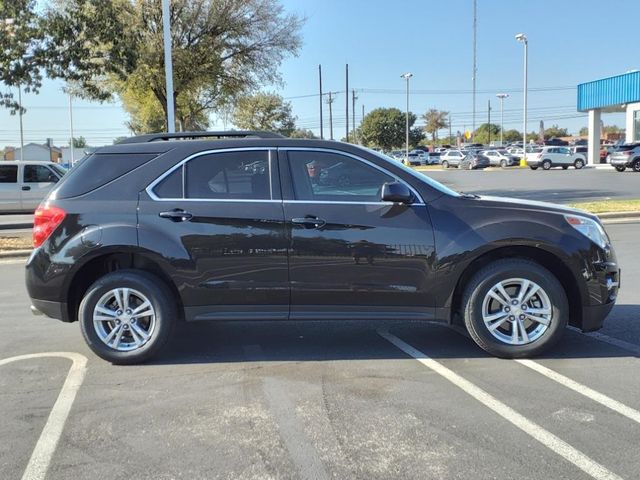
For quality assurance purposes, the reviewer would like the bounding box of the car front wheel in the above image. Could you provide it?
[462,259,568,358]
[542,160,552,170]
[529,166,538,170]
[574,158,584,169]
[79,270,177,364]
[633,159,640,172]
[615,166,626,172]
[442,160,449,169]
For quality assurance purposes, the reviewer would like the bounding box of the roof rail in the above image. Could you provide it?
[116,130,284,144]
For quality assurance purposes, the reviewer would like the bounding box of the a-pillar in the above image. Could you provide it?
[587,109,601,166]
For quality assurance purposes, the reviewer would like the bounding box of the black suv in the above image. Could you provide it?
[26,131,620,364]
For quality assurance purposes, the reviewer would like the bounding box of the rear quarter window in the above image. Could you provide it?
[53,153,157,199]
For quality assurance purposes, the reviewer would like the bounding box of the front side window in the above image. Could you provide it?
[185,150,270,200]
[288,150,394,202]
[0,165,17,183]
[24,165,58,183]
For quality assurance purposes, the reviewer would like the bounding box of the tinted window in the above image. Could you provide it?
[288,151,393,202]
[24,165,58,183]
[185,150,270,200]
[0,165,17,183]
[154,168,183,198]
[54,153,158,199]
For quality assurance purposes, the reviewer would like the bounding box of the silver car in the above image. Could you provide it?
[0,161,65,212]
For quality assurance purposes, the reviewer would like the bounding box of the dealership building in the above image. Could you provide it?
[578,70,640,165]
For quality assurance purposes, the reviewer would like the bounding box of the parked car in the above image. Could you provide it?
[609,144,640,172]
[544,138,569,146]
[527,146,587,170]
[25,131,619,364]
[480,149,520,167]
[404,150,429,166]
[0,161,66,213]
[440,149,465,168]
[571,146,588,158]
[458,153,491,170]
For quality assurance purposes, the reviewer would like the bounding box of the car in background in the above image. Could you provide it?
[404,150,430,166]
[480,149,520,167]
[544,138,569,146]
[526,146,586,170]
[0,161,66,213]
[609,144,640,172]
[571,146,588,159]
[458,153,491,170]
[440,149,465,168]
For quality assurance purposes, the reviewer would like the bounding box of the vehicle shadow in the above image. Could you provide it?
[149,304,639,365]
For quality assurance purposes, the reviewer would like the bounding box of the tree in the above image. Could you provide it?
[503,129,522,143]
[579,126,588,137]
[44,0,303,132]
[359,107,424,151]
[473,123,501,144]
[72,136,87,147]
[289,128,317,139]
[544,124,569,139]
[0,0,47,113]
[422,108,449,142]
[232,93,296,136]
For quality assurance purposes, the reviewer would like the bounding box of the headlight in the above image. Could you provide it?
[564,215,609,249]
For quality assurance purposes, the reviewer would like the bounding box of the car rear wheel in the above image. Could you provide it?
[615,165,626,172]
[633,159,640,172]
[462,259,568,358]
[529,166,538,170]
[442,160,449,169]
[562,166,568,170]
[542,160,552,170]
[79,270,177,364]
[574,158,584,169]
[500,160,507,168]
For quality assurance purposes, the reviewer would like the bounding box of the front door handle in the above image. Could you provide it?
[159,209,193,222]
[22,186,31,191]
[291,216,326,229]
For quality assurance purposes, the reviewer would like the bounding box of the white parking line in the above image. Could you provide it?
[516,359,640,425]
[0,352,88,480]
[568,327,640,356]
[378,331,624,480]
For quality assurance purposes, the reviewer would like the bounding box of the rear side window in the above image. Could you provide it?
[184,150,271,200]
[0,165,17,183]
[54,153,157,199]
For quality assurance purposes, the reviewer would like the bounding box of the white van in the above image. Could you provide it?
[0,161,66,212]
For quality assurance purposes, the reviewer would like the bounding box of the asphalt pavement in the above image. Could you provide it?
[0,221,638,479]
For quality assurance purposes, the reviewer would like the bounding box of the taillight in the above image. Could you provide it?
[33,204,66,248]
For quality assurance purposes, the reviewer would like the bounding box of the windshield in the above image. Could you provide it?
[50,164,67,177]
[367,148,461,197]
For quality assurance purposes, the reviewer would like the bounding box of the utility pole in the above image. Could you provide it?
[345,64,349,142]
[352,89,358,143]
[69,94,75,165]
[318,64,324,139]
[327,92,336,140]
[162,0,175,133]
[472,0,477,141]
[487,99,492,145]
[496,93,509,146]
[18,84,24,161]
[401,73,413,161]
[449,114,453,145]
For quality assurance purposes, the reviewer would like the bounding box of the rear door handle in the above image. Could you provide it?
[291,216,326,229]
[22,186,31,191]
[159,209,193,222]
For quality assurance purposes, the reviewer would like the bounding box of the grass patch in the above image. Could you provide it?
[568,199,640,214]
[0,235,32,251]
[413,165,445,171]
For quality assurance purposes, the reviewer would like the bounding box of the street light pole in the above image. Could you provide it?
[17,83,24,161]
[401,73,413,161]
[496,93,509,146]
[162,0,175,133]
[516,33,528,151]
[69,94,75,165]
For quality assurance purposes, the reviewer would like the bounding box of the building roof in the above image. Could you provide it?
[578,71,640,112]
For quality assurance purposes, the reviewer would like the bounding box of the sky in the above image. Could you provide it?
[2,0,639,148]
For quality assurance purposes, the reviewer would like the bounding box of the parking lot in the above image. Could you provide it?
[1,211,639,479]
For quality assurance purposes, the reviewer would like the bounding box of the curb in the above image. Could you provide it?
[0,223,32,231]
[0,249,31,259]
[595,211,640,219]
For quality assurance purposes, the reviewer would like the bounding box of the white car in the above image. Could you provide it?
[440,149,465,168]
[480,149,520,167]
[0,161,66,212]
[526,147,586,171]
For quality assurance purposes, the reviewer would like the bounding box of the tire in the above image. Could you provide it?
[633,159,640,172]
[562,166,568,170]
[442,160,449,169]
[79,270,177,364]
[461,259,568,358]
[529,166,538,170]
[542,159,552,170]
[615,166,626,172]
[500,159,507,168]
[574,158,584,169]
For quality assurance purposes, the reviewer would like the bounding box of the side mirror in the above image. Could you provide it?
[381,181,413,204]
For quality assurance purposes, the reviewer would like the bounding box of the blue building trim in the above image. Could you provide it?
[577,71,640,112]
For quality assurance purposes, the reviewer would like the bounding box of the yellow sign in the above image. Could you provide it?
[464,130,471,140]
